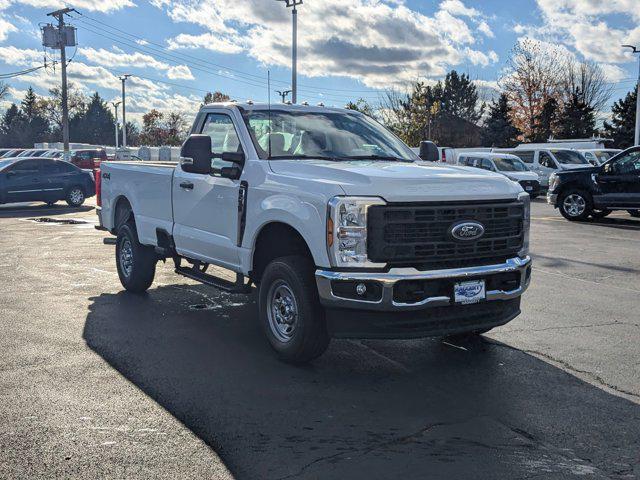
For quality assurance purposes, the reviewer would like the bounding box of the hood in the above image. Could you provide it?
[559,163,593,170]
[501,171,539,182]
[269,160,521,202]
[556,165,599,176]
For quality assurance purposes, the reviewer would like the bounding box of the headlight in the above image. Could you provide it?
[327,196,386,267]
[517,192,530,258]
[548,173,560,191]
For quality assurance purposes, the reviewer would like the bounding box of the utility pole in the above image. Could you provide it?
[276,0,302,104]
[45,8,76,158]
[111,101,121,149]
[120,75,131,148]
[623,45,640,146]
[276,89,292,103]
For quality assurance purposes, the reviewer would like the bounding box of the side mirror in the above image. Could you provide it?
[419,141,439,162]
[221,151,245,165]
[180,135,212,174]
[6,170,15,178]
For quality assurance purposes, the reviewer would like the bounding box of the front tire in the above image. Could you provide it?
[115,222,157,293]
[66,186,85,207]
[258,255,329,364]
[628,210,640,218]
[559,189,592,221]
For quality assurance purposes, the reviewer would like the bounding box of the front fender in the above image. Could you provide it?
[242,192,331,272]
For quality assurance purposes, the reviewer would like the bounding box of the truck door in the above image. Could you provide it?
[173,111,245,269]
[595,150,640,208]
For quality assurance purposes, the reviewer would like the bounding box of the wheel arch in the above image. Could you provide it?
[250,221,315,283]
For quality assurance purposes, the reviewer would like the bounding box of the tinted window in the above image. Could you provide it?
[40,160,60,173]
[57,161,78,173]
[539,152,557,169]
[551,150,589,165]
[9,160,41,173]
[608,150,640,175]
[493,157,528,172]
[480,158,494,171]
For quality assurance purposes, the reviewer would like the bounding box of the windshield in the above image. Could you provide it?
[493,157,528,172]
[551,150,589,165]
[242,109,417,161]
[0,159,14,171]
[593,150,617,163]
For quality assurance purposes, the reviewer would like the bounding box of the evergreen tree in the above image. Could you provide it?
[70,92,115,145]
[556,88,595,138]
[481,93,520,147]
[19,87,50,145]
[439,70,484,124]
[0,104,24,147]
[603,89,637,149]
[532,97,559,142]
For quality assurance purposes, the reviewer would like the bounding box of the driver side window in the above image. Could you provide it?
[201,113,243,174]
[608,151,640,175]
[539,152,556,169]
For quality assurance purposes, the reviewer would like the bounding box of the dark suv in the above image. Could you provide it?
[0,158,95,207]
[547,146,640,220]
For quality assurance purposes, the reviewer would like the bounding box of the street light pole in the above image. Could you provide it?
[623,45,640,146]
[119,75,131,148]
[111,101,121,149]
[277,0,302,104]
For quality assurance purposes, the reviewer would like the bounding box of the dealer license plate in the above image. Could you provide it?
[525,186,533,191]
[454,280,486,304]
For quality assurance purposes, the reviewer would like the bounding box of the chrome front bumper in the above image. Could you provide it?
[315,256,532,311]
[547,193,558,206]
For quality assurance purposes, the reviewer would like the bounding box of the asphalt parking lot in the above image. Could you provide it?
[0,198,639,479]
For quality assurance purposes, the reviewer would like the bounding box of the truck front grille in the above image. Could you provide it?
[367,200,524,269]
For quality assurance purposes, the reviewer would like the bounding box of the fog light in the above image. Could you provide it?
[356,283,367,296]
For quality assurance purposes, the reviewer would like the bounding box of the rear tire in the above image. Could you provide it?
[115,222,157,293]
[258,255,329,364]
[558,189,592,221]
[628,210,640,218]
[66,186,85,207]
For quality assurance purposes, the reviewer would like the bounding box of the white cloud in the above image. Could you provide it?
[439,0,480,18]
[153,0,492,89]
[477,21,494,38]
[0,45,42,66]
[0,17,16,42]
[13,0,134,13]
[167,64,194,80]
[167,32,243,54]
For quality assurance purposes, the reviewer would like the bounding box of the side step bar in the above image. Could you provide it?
[175,265,252,294]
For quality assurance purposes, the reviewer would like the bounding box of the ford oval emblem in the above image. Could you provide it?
[450,221,485,241]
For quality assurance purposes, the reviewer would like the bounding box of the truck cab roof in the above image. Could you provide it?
[199,102,359,115]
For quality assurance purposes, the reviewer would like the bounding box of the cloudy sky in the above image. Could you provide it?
[0,0,639,124]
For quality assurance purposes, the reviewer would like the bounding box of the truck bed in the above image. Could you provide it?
[100,161,175,246]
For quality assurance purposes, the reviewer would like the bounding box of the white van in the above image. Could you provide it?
[492,148,590,189]
[577,149,622,166]
[458,152,541,198]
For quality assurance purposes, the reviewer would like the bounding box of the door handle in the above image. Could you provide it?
[180,181,194,190]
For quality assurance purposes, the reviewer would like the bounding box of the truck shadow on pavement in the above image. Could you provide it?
[83,285,639,480]
[0,202,93,218]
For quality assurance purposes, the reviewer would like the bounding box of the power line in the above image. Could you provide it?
[0,65,49,78]
[72,11,384,96]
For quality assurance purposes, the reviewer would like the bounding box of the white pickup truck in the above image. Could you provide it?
[97,103,532,363]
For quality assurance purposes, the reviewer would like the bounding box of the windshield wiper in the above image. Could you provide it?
[346,155,413,162]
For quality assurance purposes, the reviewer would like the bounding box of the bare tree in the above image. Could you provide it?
[562,59,613,113]
[499,39,565,141]
[0,82,8,101]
